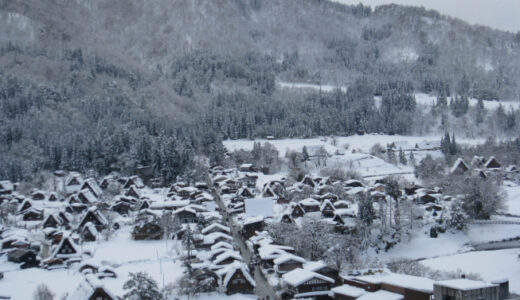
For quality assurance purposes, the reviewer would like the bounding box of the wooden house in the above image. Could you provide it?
[345,179,363,188]
[485,156,502,169]
[274,254,306,274]
[111,201,132,216]
[201,223,230,235]
[343,272,434,300]
[213,250,243,266]
[281,214,294,224]
[31,190,46,201]
[81,178,103,198]
[18,199,33,213]
[65,172,84,195]
[50,235,80,261]
[22,208,44,221]
[66,275,117,300]
[301,175,316,188]
[78,189,98,204]
[450,158,470,174]
[43,214,62,228]
[124,185,141,199]
[123,175,144,189]
[7,249,38,268]
[239,163,255,172]
[282,268,334,298]
[242,216,264,239]
[174,207,198,224]
[237,187,254,198]
[299,198,320,212]
[0,180,14,195]
[320,192,339,203]
[320,200,336,217]
[132,222,163,240]
[81,223,98,242]
[79,209,108,231]
[97,266,117,279]
[304,260,341,285]
[291,204,306,218]
[48,192,58,202]
[216,262,256,295]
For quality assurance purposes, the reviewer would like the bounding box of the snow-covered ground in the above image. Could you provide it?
[278,81,347,93]
[421,249,520,293]
[224,134,482,183]
[0,228,184,300]
[413,93,520,111]
[503,182,520,215]
[224,134,482,157]
[278,80,520,111]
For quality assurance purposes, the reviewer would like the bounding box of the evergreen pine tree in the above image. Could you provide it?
[398,148,407,165]
[409,151,416,166]
[449,133,457,156]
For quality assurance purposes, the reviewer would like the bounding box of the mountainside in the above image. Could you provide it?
[2,0,520,96]
[1,0,520,181]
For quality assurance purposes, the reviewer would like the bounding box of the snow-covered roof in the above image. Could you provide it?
[303,260,328,272]
[202,223,231,235]
[357,290,404,300]
[450,158,469,174]
[82,178,103,197]
[299,198,320,206]
[434,279,497,291]
[258,245,289,260]
[273,253,306,265]
[84,222,98,235]
[65,274,117,300]
[213,250,243,265]
[243,215,264,225]
[65,172,84,194]
[79,189,98,204]
[52,234,81,259]
[331,285,366,297]
[203,232,233,245]
[0,180,14,191]
[484,156,501,168]
[216,261,256,287]
[210,241,234,251]
[282,268,334,287]
[354,272,434,293]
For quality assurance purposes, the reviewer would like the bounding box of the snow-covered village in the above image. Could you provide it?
[2,0,520,299]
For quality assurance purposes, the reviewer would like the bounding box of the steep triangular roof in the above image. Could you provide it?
[216,261,256,288]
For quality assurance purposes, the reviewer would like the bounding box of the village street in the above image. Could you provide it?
[211,188,278,300]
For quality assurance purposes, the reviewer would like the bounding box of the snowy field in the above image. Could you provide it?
[278,80,520,111]
[278,81,347,93]
[421,249,520,294]
[224,134,483,157]
[503,182,520,216]
[224,134,483,183]
[0,228,184,300]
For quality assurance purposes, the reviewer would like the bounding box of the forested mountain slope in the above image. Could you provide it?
[1,0,519,181]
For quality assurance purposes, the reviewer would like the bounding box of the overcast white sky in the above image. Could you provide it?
[332,0,520,32]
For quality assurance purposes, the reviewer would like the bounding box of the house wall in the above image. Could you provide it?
[333,294,358,300]
[226,271,254,295]
[296,279,333,294]
[343,279,380,291]
[434,285,500,300]
[278,261,303,272]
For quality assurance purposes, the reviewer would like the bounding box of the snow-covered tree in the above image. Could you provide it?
[33,284,54,300]
[123,272,163,300]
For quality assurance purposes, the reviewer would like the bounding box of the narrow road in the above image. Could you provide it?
[212,189,278,300]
